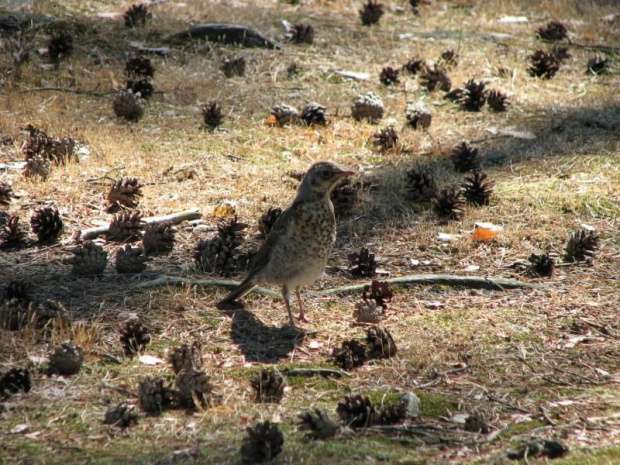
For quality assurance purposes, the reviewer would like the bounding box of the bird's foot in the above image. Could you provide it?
[297,314,311,324]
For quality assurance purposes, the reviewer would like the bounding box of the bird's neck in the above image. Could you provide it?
[295,181,329,202]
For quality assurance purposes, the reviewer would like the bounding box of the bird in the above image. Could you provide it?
[219,161,355,327]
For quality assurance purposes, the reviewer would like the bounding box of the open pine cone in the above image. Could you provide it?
[103,402,139,428]
[175,368,215,409]
[432,187,466,221]
[125,56,154,78]
[115,244,150,273]
[487,89,509,112]
[202,101,224,129]
[402,57,423,75]
[66,241,108,275]
[288,23,315,44]
[376,399,409,425]
[372,126,399,152]
[405,166,438,202]
[240,421,284,464]
[405,102,432,129]
[461,79,488,112]
[360,0,385,26]
[528,50,560,79]
[1,281,32,330]
[108,211,143,241]
[48,32,73,61]
[565,230,600,262]
[30,207,63,243]
[113,91,144,122]
[379,66,400,86]
[24,155,52,180]
[419,64,451,92]
[138,376,180,414]
[168,342,203,374]
[120,320,151,356]
[300,102,328,126]
[527,253,555,277]
[251,370,285,403]
[142,221,176,254]
[0,367,31,399]
[194,216,247,275]
[124,3,152,28]
[298,409,338,440]
[464,411,491,434]
[333,339,368,369]
[452,142,481,173]
[439,49,459,68]
[536,21,568,41]
[47,342,83,376]
[363,280,393,309]
[107,177,143,211]
[366,326,398,359]
[271,103,299,126]
[0,214,27,249]
[337,395,377,428]
[351,92,384,123]
[348,247,378,277]
[461,171,495,206]
[126,79,154,100]
[221,56,246,78]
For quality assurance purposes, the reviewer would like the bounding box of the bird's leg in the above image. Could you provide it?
[282,285,296,327]
[295,287,310,323]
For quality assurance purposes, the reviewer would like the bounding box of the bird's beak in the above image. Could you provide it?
[339,170,356,178]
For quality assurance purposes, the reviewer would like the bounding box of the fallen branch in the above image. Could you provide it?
[163,23,281,49]
[281,368,350,378]
[78,208,202,241]
[15,86,116,97]
[135,275,281,299]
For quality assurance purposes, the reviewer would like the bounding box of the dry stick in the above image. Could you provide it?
[136,274,546,298]
[79,209,202,241]
[16,86,117,97]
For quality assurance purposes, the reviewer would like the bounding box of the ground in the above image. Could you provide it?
[0,0,619,464]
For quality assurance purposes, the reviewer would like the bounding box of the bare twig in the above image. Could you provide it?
[100,382,138,398]
[15,86,116,97]
[487,393,531,414]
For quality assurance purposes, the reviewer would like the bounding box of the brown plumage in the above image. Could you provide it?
[219,161,355,326]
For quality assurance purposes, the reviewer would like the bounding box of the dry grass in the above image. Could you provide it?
[1,0,619,463]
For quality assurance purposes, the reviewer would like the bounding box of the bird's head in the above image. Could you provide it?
[296,161,356,201]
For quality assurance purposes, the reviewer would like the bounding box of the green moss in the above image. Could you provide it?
[417,392,456,418]
[550,446,620,465]
[500,420,545,438]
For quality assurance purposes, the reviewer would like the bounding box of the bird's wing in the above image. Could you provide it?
[245,201,300,277]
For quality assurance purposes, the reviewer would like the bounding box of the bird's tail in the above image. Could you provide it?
[219,279,257,304]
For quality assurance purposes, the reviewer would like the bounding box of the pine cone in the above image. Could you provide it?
[289,23,315,44]
[66,241,108,275]
[354,299,384,324]
[300,102,328,126]
[126,79,154,100]
[331,179,358,217]
[587,55,610,75]
[138,376,180,414]
[3,280,32,303]
[461,171,495,206]
[536,21,568,41]
[550,44,571,63]
[195,217,246,275]
[372,126,399,151]
[461,79,488,112]
[405,167,438,201]
[251,370,285,403]
[258,207,282,237]
[405,102,432,129]
[108,211,143,241]
[115,244,150,273]
[507,439,569,460]
[351,92,384,123]
[565,230,600,262]
[48,32,73,61]
[348,247,377,277]
[366,326,397,358]
[107,177,143,210]
[337,395,377,428]
[240,421,284,464]
[379,66,400,86]
[0,367,31,399]
[363,280,393,309]
[0,215,27,249]
[120,320,151,356]
[24,155,51,180]
[464,411,490,433]
[202,100,224,129]
[419,64,451,91]
[168,342,203,374]
[124,3,152,28]
[113,91,144,122]
[452,142,480,172]
[103,402,138,427]
[33,300,70,332]
[487,89,509,112]
[271,103,299,126]
[432,187,466,221]
[30,207,63,243]
[142,221,175,254]
[221,56,246,78]
[298,409,338,440]
[444,87,465,102]
[0,182,13,206]
[528,50,560,79]
[175,368,214,409]
[526,253,555,277]
[125,56,154,78]
[377,400,408,425]
[402,57,423,75]
[23,127,76,164]
[439,49,459,68]
[333,339,368,369]
[360,0,385,26]
[47,342,83,376]
[1,281,32,330]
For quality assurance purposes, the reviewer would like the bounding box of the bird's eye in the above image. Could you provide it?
[322,170,330,178]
